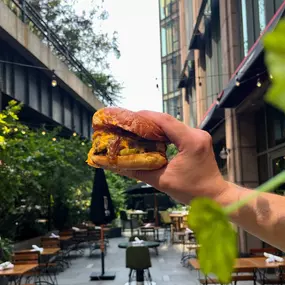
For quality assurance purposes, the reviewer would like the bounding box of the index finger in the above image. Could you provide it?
[136,110,196,150]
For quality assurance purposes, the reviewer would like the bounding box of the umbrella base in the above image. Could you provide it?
[90,272,116,281]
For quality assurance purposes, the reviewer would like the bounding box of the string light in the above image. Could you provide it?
[270,74,273,79]
[235,79,240,86]
[52,137,57,141]
[14,128,18,132]
[73,132,77,137]
[51,70,57,87]
[21,131,26,135]
[41,131,46,135]
[81,142,85,146]
[256,78,262,87]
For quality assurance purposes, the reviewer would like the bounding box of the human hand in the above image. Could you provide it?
[119,111,229,204]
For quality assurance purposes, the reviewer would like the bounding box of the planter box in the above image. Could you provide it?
[108,227,122,238]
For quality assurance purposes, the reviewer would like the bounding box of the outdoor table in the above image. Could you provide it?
[59,236,72,241]
[118,241,158,285]
[118,241,160,249]
[128,211,147,236]
[0,264,38,285]
[18,247,61,256]
[189,257,285,284]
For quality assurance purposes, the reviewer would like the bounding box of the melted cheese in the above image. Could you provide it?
[91,130,164,156]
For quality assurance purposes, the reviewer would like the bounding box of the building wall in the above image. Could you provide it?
[175,0,285,253]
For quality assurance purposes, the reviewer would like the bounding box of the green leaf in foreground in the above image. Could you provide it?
[263,20,285,112]
[188,198,237,284]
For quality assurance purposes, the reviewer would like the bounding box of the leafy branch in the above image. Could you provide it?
[187,20,285,283]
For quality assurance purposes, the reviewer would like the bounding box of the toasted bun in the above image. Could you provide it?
[87,152,167,170]
[92,107,168,142]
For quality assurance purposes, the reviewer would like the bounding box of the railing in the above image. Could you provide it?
[1,0,112,105]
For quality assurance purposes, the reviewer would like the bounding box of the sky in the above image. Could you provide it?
[75,0,163,112]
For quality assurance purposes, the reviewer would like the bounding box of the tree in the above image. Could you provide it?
[29,0,122,104]
[0,101,135,238]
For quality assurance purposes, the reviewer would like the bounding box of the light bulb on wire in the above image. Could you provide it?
[256,78,262,88]
[73,132,77,137]
[81,142,85,146]
[14,128,18,132]
[42,131,46,135]
[235,79,240,87]
[270,74,273,80]
[52,137,57,142]
[51,70,57,87]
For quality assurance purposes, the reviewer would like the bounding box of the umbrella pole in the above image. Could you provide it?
[101,225,105,275]
[90,225,116,281]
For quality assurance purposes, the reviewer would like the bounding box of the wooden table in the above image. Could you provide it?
[18,247,60,256]
[41,247,61,256]
[0,264,38,276]
[189,257,285,284]
[0,264,38,285]
[59,236,72,241]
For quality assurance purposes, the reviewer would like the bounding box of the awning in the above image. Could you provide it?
[188,0,208,50]
[218,2,285,108]
[199,93,225,132]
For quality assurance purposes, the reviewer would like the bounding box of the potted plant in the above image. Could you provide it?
[0,237,12,262]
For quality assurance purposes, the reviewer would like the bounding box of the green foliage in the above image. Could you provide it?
[105,170,137,216]
[29,0,122,103]
[187,20,285,283]
[264,20,285,112]
[0,237,13,262]
[188,199,237,283]
[0,101,132,239]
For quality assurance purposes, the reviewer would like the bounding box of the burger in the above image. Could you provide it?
[87,107,168,170]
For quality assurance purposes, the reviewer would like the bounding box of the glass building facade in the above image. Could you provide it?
[159,0,182,119]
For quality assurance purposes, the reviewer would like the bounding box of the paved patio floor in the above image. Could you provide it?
[57,236,200,285]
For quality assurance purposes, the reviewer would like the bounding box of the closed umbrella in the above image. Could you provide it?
[89,168,116,281]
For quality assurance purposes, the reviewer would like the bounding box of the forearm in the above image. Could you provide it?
[216,183,285,251]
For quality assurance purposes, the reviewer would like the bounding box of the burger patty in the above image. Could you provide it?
[92,130,166,159]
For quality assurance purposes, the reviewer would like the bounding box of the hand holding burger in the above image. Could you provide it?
[87,107,169,170]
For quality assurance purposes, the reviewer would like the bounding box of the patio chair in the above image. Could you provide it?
[13,251,40,285]
[159,211,172,241]
[40,237,67,271]
[87,229,101,257]
[126,246,152,284]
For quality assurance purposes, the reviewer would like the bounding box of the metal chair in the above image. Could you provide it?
[126,246,152,284]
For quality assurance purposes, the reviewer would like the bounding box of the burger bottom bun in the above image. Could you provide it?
[88,152,167,170]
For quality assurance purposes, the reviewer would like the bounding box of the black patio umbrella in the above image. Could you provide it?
[126,183,162,226]
[89,168,116,281]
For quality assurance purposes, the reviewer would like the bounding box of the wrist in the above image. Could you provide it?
[213,181,241,208]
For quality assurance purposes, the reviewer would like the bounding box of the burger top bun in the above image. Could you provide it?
[92,107,168,142]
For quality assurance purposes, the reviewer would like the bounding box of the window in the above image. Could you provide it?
[163,100,168,113]
[166,23,173,54]
[162,63,168,95]
[161,27,167,57]
[160,0,166,20]
[160,18,180,57]
[267,105,285,148]
[241,0,284,57]
[241,0,249,56]
[162,55,181,95]
[168,96,178,118]
[258,0,266,32]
